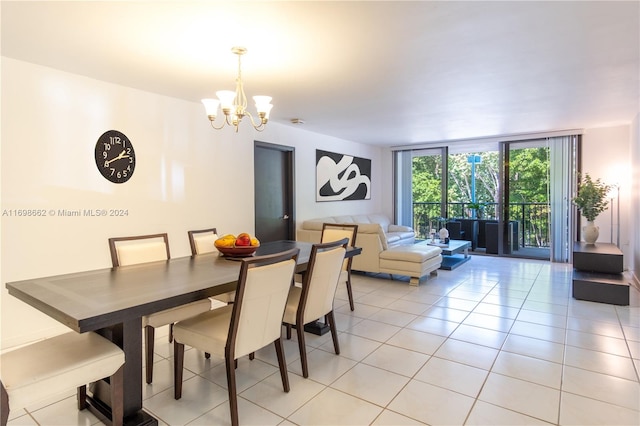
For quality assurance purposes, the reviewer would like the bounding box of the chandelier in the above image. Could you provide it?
[202,47,273,132]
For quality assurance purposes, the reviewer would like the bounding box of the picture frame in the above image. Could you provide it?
[316,149,371,201]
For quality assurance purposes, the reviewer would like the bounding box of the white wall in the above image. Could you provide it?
[581,125,634,270]
[0,58,382,350]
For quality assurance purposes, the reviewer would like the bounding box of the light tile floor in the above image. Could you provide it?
[7,255,640,425]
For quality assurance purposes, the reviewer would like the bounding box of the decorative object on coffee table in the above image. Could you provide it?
[572,173,611,244]
[439,227,449,244]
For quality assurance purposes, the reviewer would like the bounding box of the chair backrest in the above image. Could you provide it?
[108,233,170,267]
[299,239,348,323]
[187,228,218,255]
[321,223,357,272]
[228,248,299,359]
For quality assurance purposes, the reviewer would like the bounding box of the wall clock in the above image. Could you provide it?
[94,130,136,183]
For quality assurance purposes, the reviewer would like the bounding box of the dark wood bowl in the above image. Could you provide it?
[216,244,259,257]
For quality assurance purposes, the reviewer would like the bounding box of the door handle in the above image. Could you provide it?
[282,215,290,220]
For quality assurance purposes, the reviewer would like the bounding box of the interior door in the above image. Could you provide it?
[254,142,295,242]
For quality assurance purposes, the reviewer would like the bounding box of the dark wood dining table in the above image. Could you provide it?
[5,240,360,426]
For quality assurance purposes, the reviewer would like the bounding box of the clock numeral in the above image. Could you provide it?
[110,168,115,176]
[103,143,111,151]
[110,136,122,145]
[104,160,109,168]
[103,152,108,159]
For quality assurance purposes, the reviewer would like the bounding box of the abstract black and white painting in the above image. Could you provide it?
[316,150,371,201]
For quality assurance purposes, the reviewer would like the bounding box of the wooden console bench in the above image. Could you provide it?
[572,242,629,305]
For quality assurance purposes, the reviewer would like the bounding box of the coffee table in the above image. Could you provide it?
[426,239,471,270]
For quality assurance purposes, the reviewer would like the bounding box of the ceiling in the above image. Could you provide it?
[2,1,638,147]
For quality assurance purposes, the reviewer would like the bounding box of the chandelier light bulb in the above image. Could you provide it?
[216,90,236,113]
[201,98,220,121]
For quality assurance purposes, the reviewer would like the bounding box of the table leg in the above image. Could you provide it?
[304,320,330,335]
[93,318,158,426]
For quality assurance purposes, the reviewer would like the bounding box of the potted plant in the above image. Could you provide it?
[572,173,611,244]
[467,202,486,219]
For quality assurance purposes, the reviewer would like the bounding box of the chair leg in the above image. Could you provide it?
[326,312,340,355]
[145,325,155,384]
[169,323,174,343]
[296,322,309,378]
[1,380,8,426]
[77,385,87,410]
[249,352,255,360]
[346,272,355,311]
[173,341,185,400]
[274,338,290,392]
[286,323,292,339]
[205,352,211,359]
[225,356,239,426]
[110,365,124,426]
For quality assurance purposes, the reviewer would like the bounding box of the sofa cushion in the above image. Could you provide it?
[390,231,416,240]
[334,215,358,224]
[356,223,381,234]
[388,224,413,233]
[380,253,442,276]
[301,218,332,231]
[366,214,391,230]
[379,245,442,262]
[386,234,401,245]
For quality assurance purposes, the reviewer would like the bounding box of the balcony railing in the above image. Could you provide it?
[413,202,550,248]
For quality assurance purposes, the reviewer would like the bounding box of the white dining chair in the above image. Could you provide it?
[187,228,235,305]
[321,223,358,311]
[283,238,347,378]
[173,248,299,426]
[1,332,125,426]
[108,233,212,384]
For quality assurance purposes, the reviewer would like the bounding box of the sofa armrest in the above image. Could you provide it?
[297,228,322,243]
[388,224,414,233]
[350,231,385,273]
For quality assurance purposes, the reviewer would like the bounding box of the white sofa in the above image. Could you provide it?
[297,213,442,285]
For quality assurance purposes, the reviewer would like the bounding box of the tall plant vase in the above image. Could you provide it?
[582,221,599,244]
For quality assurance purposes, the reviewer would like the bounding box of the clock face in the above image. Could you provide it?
[94,130,136,183]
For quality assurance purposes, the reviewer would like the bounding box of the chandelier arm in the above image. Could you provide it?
[209,120,227,130]
[208,114,235,130]
[245,111,266,131]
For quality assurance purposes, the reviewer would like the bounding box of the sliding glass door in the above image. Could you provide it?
[394,135,577,262]
[500,140,551,259]
[499,137,577,261]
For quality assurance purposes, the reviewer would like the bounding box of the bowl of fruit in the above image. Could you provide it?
[214,233,260,258]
